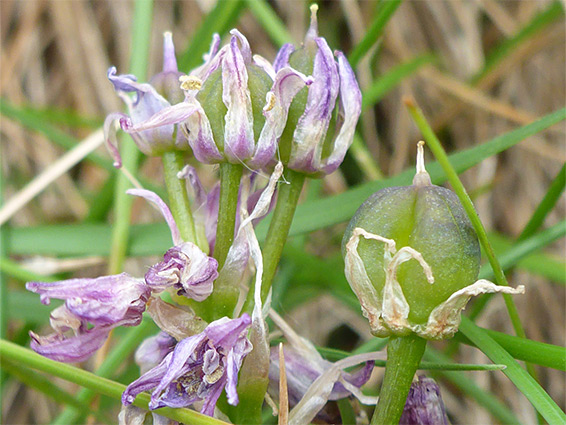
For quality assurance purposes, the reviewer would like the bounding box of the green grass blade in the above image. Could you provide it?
[0,340,230,425]
[348,0,403,67]
[53,320,156,425]
[178,0,245,72]
[459,318,566,424]
[362,54,436,110]
[472,1,564,83]
[108,0,153,274]
[1,358,113,425]
[0,98,112,172]
[7,110,566,257]
[518,163,566,241]
[424,349,520,424]
[456,328,566,372]
[246,0,290,47]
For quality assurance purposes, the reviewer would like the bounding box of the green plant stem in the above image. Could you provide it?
[243,168,305,313]
[0,340,229,425]
[371,334,427,425]
[162,151,197,244]
[108,0,153,274]
[214,163,243,268]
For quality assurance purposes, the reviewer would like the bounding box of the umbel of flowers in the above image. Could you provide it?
[27,5,365,424]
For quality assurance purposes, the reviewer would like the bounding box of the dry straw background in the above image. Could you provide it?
[1,1,565,424]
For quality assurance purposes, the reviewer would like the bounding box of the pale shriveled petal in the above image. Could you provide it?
[146,298,206,341]
[423,279,525,339]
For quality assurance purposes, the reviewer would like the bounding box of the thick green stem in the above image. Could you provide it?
[243,168,305,313]
[214,163,243,268]
[371,334,427,425]
[162,151,197,245]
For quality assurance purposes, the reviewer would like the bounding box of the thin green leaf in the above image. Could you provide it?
[348,0,403,67]
[8,291,61,323]
[518,163,566,241]
[456,327,566,372]
[472,1,564,83]
[0,340,230,425]
[1,358,113,425]
[362,54,436,110]
[424,349,520,424]
[178,0,245,72]
[7,109,566,257]
[459,318,566,424]
[108,0,153,274]
[245,0,290,47]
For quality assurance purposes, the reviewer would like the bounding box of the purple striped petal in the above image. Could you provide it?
[127,188,181,245]
[321,51,362,175]
[288,37,339,173]
[222,35,255,164]
[273,43,295,72]
[162,32,178,73]
[249,67,313,168]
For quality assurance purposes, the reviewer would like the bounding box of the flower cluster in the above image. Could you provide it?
[27,5,364,422]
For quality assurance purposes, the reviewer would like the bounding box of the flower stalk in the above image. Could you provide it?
[371,334,427,425]
[161,151,198,245]
[214,162,243,268]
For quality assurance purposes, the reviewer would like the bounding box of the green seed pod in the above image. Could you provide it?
[342,142,523,339]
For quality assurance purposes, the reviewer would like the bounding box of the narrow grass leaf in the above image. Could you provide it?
[246,0,291,47]
[459,318,566,424]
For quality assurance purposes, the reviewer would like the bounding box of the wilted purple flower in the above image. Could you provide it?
[26,273,150,362]
[135,331,177,374]
[104,32,188,166]
[400,376,449,425]
[275,5,362,176]
[122,314,252,416]
[269,345,374,406]
[127,188,218,301]
[123,30,312,169]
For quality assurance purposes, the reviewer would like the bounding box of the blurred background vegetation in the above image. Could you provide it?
[1,1,564,424]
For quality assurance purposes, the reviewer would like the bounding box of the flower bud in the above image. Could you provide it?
[276,5,362,177]
[342,142,524,339]
[400,376,448,425]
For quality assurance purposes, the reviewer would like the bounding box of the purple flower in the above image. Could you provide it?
[122,30,312,170]
[275,5,362,176]
[127,188,218,301]
[135,332,177,374]
[400,376,449,425]
[104,32,189,166]
[26,273,150,362]
[122,314,252,416]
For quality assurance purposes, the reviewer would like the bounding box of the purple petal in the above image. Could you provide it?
[205,313,251,349]
[199,378,227,416]
[26,273,150,325]
[104,112,130,168]
[329,360,374,400]
[151,333,207,404]
[222,35,255,164]
[127,188,181,245]
[288,37,339,173]
[273,43,295,72]
[135,332,177,373]
[225,337,253,405]
[162,32,178,73]
[30,326,112,363]
[182,101,224,163]
[126,101,199,134]
[189,34,225,81]
[249,67,313,168]
[252,54,276,80]
[400,376,448,425]
[123,357,171,405]
[229,29,252,63]
[321,51,362,175]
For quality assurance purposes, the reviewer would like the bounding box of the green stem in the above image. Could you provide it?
[0,340,229,425]
[243,168,305,313]
[371,334,427,425]
[162,151,197,245]
[214,163,243,268]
